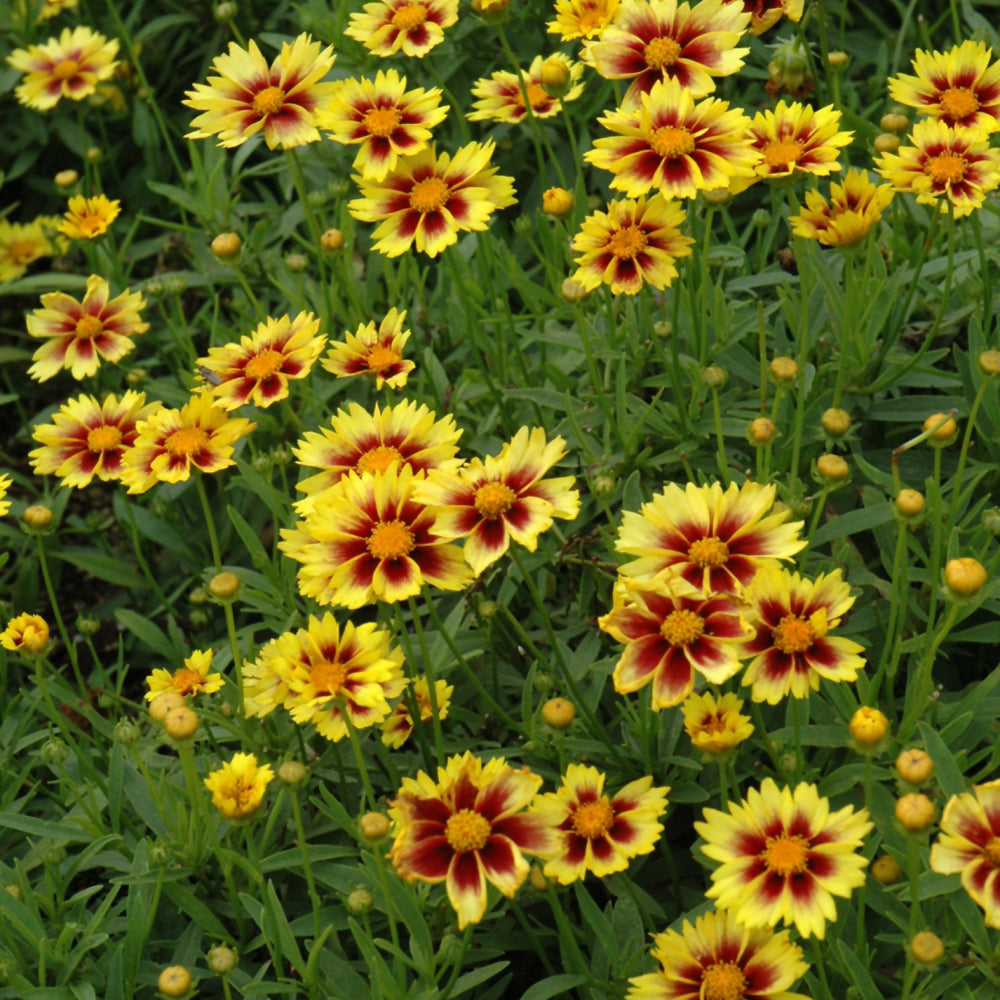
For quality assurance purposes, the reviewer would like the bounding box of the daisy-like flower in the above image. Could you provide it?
[874,118,1000,218]
[195,311,325,410]
[682,690,754,755]
[627,908,810,1000]
[242,613,405,742]
[468,54,585,124]
[7,26,119,111]
[389,751,554,929]
[584,0,751,108]
[599,576,746,709]
[889,41,1000,133]
[585,77,759,199]
[789,168,894,247]
[930,780,1000,928]
[120,389,256,495]
[413,426,580,576]
[0,473,11,517]
[695,778,873,939]
[292,399,462,513]
[616,481,805,593]
[739,566,866,704]
[204,752,274,820]
[747,101,853,180]
[57,194,121,240]
[533,763,668,885]
[322,308,416,389]
[279,465,473,608]
[345,0,459,58]
[722,0,802,35]
[381,675,454,748]
[29,391,160,489]
[145,649,224,701]
[1,613,50,657]
[184,35,337,150]
[548,0,621,41]
[0,217,59,282]
[349,140,517,258]
[572,193,693,295]
[26,274,149,383]
[318,70,448,182]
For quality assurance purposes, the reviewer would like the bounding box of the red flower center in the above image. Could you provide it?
[367,519,416,560]
[252,86,286,116]
[701,961,747,1000]
[366,344,402,371]
[445,809,491,852]
[409,176,450,213]
[760,833,810,875]
[650,125,695,159]
[310,658,349,696]
[983,836,1000,868]
[771,614,815,654]
[171,667,205,694]
[522,82,549,110]
[763,139,804,169]
[52,58,80,80]
[244,348,285,379]
[660,609,705,646]
[687,536,729,567]
[608,225,648,260]
[71,212,107,237]
[924,152,967,184]
[87,424,122,452]
[644,36,682,69]
[474,482,517,519]
[392,2,429,30]
[356,445,403,475]
[165,426,209,457]
[939,86,979,120]
[364,106,402,137]
[75,314,104,339]
[571,796,615,838]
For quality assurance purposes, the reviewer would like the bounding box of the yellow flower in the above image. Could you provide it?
[57,194,121,240]
[0,473,12,518]
[0,217,61,282]
[204,752,274,819]
[547,0,621,41]
[1,613,50,657]
[144,649,224,701]
[789,168,894,246]
[468,54,585,125]
[380,676,453,748]
[345,0,459,58]
[747,101,853,180]
[681,691,753,754]
[322,308,416,390]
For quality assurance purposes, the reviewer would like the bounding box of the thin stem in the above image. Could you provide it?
[289,786,324,940]
[34,536,87,702]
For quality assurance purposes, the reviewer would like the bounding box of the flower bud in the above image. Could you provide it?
[346,887,374,914]
[542,187,574,217]
[157,965,192,998]
[751,208,771,230]
[206,945,237,974]
[55,169,79,188]
[922,412,958,446]
[910,931,944,964]
[748,417,776,444]
[702,187,731,205]
[164,706,199,740]
[114,718,141,745]
[529,865,549,891]
[896,748,934,785]
[24,504,53,529]
[359,811,391,841]
[978,349,1000,375]
[214,1,238,20]
[873,133,901,154]
[767,36,813,96]
[149,690,186,722]
[541,697,575,728]
[540,55,572,97]
[321,228,344,251]
[879,113,909,133]
[983,507,1000,535]
[277,760,308,786]
[560,278,589,302]
[208,571,241,601]
[285,253,309,272]
[821,407,851,437]
[870,854,904,885]
[849,706,889,748]
[895,489,925,518]
[827,50,849,68]
[895,792,935,831]
[85,146,102,163]
[471,0,511,22]
[211,233,241,259]
[591,473,616,498]
[40,737,69,766]
[770,356,798,381]
[702,365,728,389]
[816,454,849,482]
[944,557,986,597]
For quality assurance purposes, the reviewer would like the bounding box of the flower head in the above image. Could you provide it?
[145,650,224,701]
[57,194,120,240]
[345,0,459,57]
[722,0,802,35]
[389,752,553,929]
[27,274,148,382]
[0,473,11,518]
[381,675,454,748]
[318,70,448,182]
[349,140,517,258]
[747,101,853,179]
[789,168,894,246]
[204,752,274,820]
[0,217,61,282]
[695,778,873,938]
[548,0,621,40]
[468,54,584,124]
[532,764,668,884]
[682,690,754,754]
[29,391,160,488]
[322,308,416,389]
[1,614,50,657]
[196,312,325,410]
[184,35,337,150]
[7,26,119,110]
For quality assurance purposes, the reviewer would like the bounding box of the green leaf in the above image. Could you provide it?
[832,940,884,1000]
[918,722,967,798]
[114,609,181,657]
[519,975,588,1000]
[0,812,91,842]
[449,961,509,998]
[810,502,895,546]
[52,549,151,590]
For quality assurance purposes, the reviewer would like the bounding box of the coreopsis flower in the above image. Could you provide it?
[0,217,59,282]
[468,54,585,124]
[204,752,274,820]
[599,576,746,708]
[930,780,1000,928]
[695,779,873,938]
[0,473,11,517]
[145,650,224,701]
[889,41,1000,133]
[322,308,416,389]
[26,274,149,383]
[318,70,449,182]
[279,465,473,608]
[7,26,119,111]
[547,0,621,40]
[29,391,160,488]
[183,35,338,150]
[532,764,669,884]
[585,77,758,199]
[681,690,754,754]
[1,613,50,657]
[747,101,853,180]
[381,675,454,748]
[292,399,462,513]
[789,168,894,246]
[57,194,120,240]
[739,566,866,704]
[345,0,459,57]
[572,193,693,294]
[874,118,1000,217]
[413,427,580,576]
[242,614,405,742]
[616,481,805,593]
[195,312,325,410]
[349,140,517,258]
[120,389,256,494]
[584,0,752,108]
[722,0,802,35]
[389,752,554,929]
[627,908,809,1000]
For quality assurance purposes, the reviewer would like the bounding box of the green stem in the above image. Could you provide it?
[194,473,223,570]
[34,536,87,703]
[406,595,445,761]
[343,710,378,810]
[289,786,324,940]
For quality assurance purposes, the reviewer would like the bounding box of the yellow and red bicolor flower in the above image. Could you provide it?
[184,34,337,150]
[789,168,894,247]
[889,41,1000,133]
[721,0,802,35]
[322,308,416,390]
[204,753,274,820]
[584,0,751,108]
[345,0,459,58]
[616,481,805,593]
[547,0,621,41]
[196,311,325,410]
[739,566,866,704]
[29,391,160,489]
[747,101,853,180]
[389,752,554,929]
[681,690,754,755]
[145,650,224,701]
[532,763,669,884]
[1,614,50,657]
[26,274,149,383]
[695,779,872,939]
[599,575,746,709]
[381,675,454,748]
[413,426,580,576]
[468,54,584,124]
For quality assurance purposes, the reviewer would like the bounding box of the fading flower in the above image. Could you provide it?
[204,752,274,820]
[0,217,61,282]
[381,675,454,748]
[1,613,50,657]
[789,168,894,246]
[681,690,753,754]
[145,649,224,700]
[345,0,460,57]
[322,308,416,389]
[468,54,585,124]
[722,0,802,35]
[57,194,121,240]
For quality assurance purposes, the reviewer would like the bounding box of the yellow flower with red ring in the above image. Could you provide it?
[468,54,584,125]
[789,168,894,247]
[547,0,621,40]
[682,690,754,754]
[381,675,453,748]
[723,0,802,35]
[747,101,853,179]
[57,194,120,240]
[145,649,224,701]
[345,0,459,58]
[204,752,274,820]
[322,308,416,390]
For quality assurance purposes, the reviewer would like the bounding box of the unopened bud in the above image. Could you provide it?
[895,792,935,831]
[821,407,851,437]
[346,887,374,914]
[910,931,944,964]
[321,228,344,251]
[541,697,575,728]
[944,557,986,597]
[923,412,957,445]
[164,706,199,740]
[880,113,909,133]
[24,505,53,529]
[896,748,934,785]
[770,356,798,381]
[873,133,901,154]
[206,945,237,974]
[277,760,308,785]
[748,417,776,444]
[870,854,904,885]
[540,55,572,97]
[542,187,574,217]
[208,571,241,601]
[849,706,888,748]
[702,364,728,388]
[55,170,79,188]
[895,489,925,518]
[816,454,849,482]
[560,278,589,302]
[157,965,192,998]
[827,50,849,68]
[211,233,242,259]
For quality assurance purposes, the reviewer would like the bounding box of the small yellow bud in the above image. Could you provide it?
[870,854,904,885]
[540,56,571,97]
[542,187,574,217]
[346,887,374,914]
[873,133,901,154]
[944,556,987,597]
[471,0,511,21]
[208,571,241,600]
[749,417,777,444]
[849,706,889,747]
[896,748,934,785]
[211,233,242,259]
[206,945,237,974]
[359,811,391,840]
[24,505,53,529]
[560,277,589,302]
[827,50,849,67]
[55,169,79,187]
[895,792,935,831]
[286,253,309,272]
[816,454,849,482]
[164,706,199,740]
[541,697,575,728]
[770,356,798,381]
[277,760,308,785]
[922,412,957,444]
[85,146,102,163]
[821,407,851,437]
[529,865,549,891]
[701,365,728,388]
[978,349,1000,375]
[149,690,186,722]
[880,113,909,133]
[910,931,944,964]
[321,228,344,251]
[157,965,192,997]
[895,489,925,517]
[702,187,731,205]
